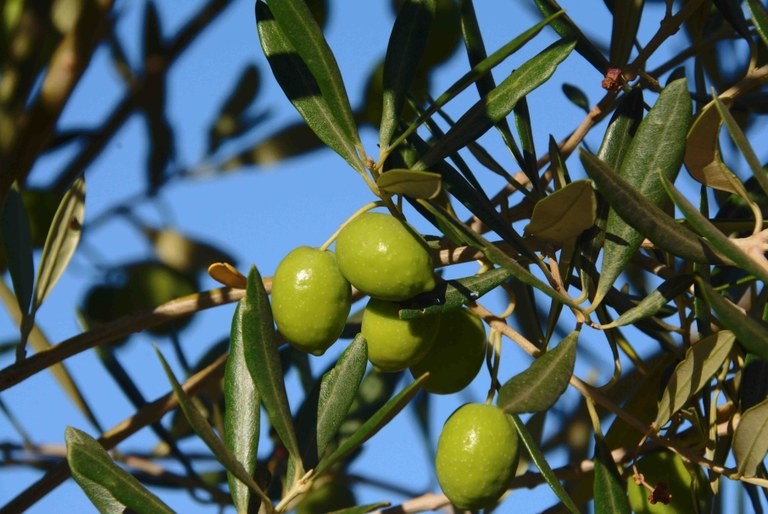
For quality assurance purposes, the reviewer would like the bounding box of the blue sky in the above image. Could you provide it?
[1,0,757,512]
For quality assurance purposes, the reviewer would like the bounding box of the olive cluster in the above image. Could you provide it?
[270,211,485,395]
[270,212,519,510]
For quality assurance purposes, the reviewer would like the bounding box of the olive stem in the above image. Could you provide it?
[319,201,385,251]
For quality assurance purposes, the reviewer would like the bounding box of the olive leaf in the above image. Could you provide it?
[376,169,442,199]
[66,426,175,514]
[733,397,768,477]
[497,331,578,414]
[224,302,261,514]
[655,330,735,427]
[525,180,596,244]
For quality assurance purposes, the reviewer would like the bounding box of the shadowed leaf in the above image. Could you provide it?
[593,435,631,514]
[525,180,596,244]
[256,2,364,173]
[1,186,33,315]
[734,397,768,477]
[498,331,578,414]
[655,330,735,427]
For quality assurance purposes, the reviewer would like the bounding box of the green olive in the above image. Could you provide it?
[409,308,486,394]
[361,298,440,372]
[270,246,352,356]
[296,478,356,514]
[335,212,435,301]
[627,450,711,514]
[436,403,519,510]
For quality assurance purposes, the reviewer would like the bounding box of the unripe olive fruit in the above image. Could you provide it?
[436,403,519,510]
[409,308,486,394]
[627,450,711,514]
[335,212,435,301]
[270,246,352,356]
[296,479,356,514]
[361,298,440,372]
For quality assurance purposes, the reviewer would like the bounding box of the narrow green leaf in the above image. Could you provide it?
[609,0,643,66]
[416,199,581,309]
[655,331,735,427]
[380,0,434,148]
[314,374,427,477]
[263,0,360,150]
[398,267,514,319]
[225,302,261,514]
[525,180,596,244]
[155,348,271,503]
[597,88,644,170]
[66,426,175,514]
[388,11,564,156]
[661,173,768,285]
[497,331,578,414]
[240,265,303,474]
[315,335,368,461]
[601,274,693,329]
[1,186,34,315]
[509,414,580,514]
[532,0,608,72]
[208,64,261,153]
[255,2,364,173]
[580,151,710,263]
[414,38,576,170]
[747,0,768,49]
[593,436,631,514]
[697,278,768,362]
[33,176,85,310]
[376,169,442,199]
[712,94,768,199]
[733,397,768,477]
[593,78,692,307]
[713,0,752,39]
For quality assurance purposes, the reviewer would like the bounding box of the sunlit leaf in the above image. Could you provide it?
[414,38,576,170]
[33,176,85,310]
[398,267,514,319]
[262,0,361,152]
[315,374,427,476]
[592,77,692,308]
[66,426,175,514]
[655,331,735,427]
[697,278,768,362]
[1,186,33,315]
[497,331,578,414]
[733,397,768,477]
[510,414,580,514]
[255,2,364,173]
[380,0,434,148]
[580,151,709,264]
[225,302,261,514]
[240,265,303,477]
[314,335,368,462]
[525,180,596,244]
[376,169,441,199]
[143,226,236,274]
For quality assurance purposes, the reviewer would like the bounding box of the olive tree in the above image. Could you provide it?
[1,0,768,512]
